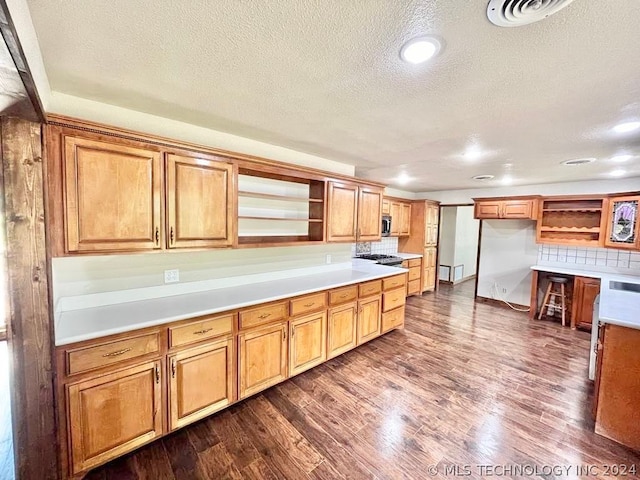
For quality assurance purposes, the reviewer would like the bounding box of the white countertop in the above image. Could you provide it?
[532,265,640,330]
[55,260,406,346]
[395,252,423,260]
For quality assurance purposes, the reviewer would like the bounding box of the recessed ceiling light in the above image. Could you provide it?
[611,154,633,162]
[610,169,626,177]
[395,172,412,185]
[400,36,441,64]
[463,145,484,161]
[561,158,596,166]
[501,175,513,185]
[612,121,640,134]
[472,174,494,181]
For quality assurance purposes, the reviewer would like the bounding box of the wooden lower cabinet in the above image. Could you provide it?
[382,306,405,333]
[327,303,357,358]
[423,247,437,292]
[357,295,382,345]
[168,337,233,431]
[289,311,327,376]
[572,276,600,330]
[66,361,163,475]
[238,322,288,399]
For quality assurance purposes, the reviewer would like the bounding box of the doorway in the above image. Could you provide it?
[438,205,480,298]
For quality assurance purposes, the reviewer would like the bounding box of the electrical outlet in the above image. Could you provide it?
[164,269,179,283]
[325,254,332,264]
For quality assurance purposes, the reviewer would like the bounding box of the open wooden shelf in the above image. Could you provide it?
[238,191,324,203]
[540,227,600,233]
[238,216,323,222]
[537,197,605,246]
[542,208,602,212]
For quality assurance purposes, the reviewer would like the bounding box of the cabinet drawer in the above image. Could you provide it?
[66,332,160,376]
[382,306,405,333]
[383,287,406,312]
[290,292,327,317]
[329,285,358,305]
[359,280,382,298]
[408,258,421,267]
[383,274,406,291]
[169,314,234,348]
[407,279,421,295]
[239,302,288,330]
[408,266,421,281]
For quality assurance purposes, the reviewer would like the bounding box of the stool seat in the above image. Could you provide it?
[538,277,570,326]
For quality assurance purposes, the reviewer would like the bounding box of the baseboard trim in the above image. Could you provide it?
[475,296,529,311]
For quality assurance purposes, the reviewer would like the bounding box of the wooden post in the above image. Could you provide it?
[1,117,58,479]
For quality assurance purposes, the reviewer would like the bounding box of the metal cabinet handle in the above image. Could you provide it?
[155,227,159,245]
[102,348,131,358]
[155,364,160,384]
[171,359,176,378]
[304,302,315,307]
[339,294,348,298]
[283,329,287,341]
[170,226,174,244]
[193,328,213,335]
[258,313,271,319]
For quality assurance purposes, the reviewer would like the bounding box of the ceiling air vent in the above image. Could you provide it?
[562,158,596,166]
[472,174,495,181]
[487,0,577,27]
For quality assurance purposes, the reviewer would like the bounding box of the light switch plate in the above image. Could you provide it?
[164,269,179,283]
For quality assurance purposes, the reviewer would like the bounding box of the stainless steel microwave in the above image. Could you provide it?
[381,215,392,236]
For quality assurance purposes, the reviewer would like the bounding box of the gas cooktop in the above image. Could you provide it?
[355,254,404,266]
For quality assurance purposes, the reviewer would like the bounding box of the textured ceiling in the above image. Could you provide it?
[26,0,640,191]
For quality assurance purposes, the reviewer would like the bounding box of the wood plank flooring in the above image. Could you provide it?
[85,282,640,479]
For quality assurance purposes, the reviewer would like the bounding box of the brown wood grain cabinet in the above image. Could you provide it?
[66,360,163,474]
[594,324,640,451]
[603,195,640,250]
[473,197,538,220]
[400,202,411,236]
[384,198,411,237]
[390,202,401,236]
[289,311,327,376]
[165,153,234,249]
[571,276,600,330]
[63,135,162,253]
[327,303,358,358]
[423,246,437,292]
[357,295,382,345]
[327,181,383,242]
[168,337,234,431]
[238,321,288,399]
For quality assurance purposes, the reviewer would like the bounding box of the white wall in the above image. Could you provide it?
[477,220,538,306]
[420,178,640,204]
[438,207,457,271]
[455,206,479,278]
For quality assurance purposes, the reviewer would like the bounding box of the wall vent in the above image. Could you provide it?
[487,0,577,27]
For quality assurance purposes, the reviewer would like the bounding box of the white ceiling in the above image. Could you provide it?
[26,0,640,191]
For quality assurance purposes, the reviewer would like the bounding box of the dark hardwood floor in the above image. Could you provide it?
[86,282,640,479]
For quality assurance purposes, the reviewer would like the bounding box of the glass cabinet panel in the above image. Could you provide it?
[606,198,639,248]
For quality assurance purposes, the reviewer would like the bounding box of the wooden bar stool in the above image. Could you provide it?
[538,276,569,326]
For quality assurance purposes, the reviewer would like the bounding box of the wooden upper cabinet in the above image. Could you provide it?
[390,202,401,236]
[63,136,162,253]
[604,195,640,250]
[165,153,234,248]
[67,361,163,474]
[425,202,439,246]
[326,181,358,242]
[358,187,383,241]
[399,203,411,236]
[474,197,537,220]
[168,338,234,431]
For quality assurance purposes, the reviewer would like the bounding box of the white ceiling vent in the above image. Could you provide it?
[487,0,577,27]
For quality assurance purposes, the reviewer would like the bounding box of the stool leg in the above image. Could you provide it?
[560,283,566,327]
[538,282,553,320]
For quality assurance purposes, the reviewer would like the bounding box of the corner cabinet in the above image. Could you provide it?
[326,181,383,242]
[604,195,640,250]
[63,136,163,253]
[166,153,234,249]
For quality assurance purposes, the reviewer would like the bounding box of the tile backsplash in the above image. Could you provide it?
[352,237,399,257]
[538,245,640,275]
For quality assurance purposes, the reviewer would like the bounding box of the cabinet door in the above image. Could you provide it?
[168,338,233,431]
[390,202,401,236]
[357,295,381,345]
[423,247,437,291]
[604,196,640,250]
[166,154,234,248]
[572,277,600,331]
[400,203,411,236]
[474,201,501,220]
[238,322,288,399]
[67,361,163,474]
[502,200,534,219]
[425,203,440,246]
[358,187,383,241]
[327,303,357,359]
[326,182,358,242]
[64,136,162,252]
[382,199,391,215]
[289,312,327,376]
